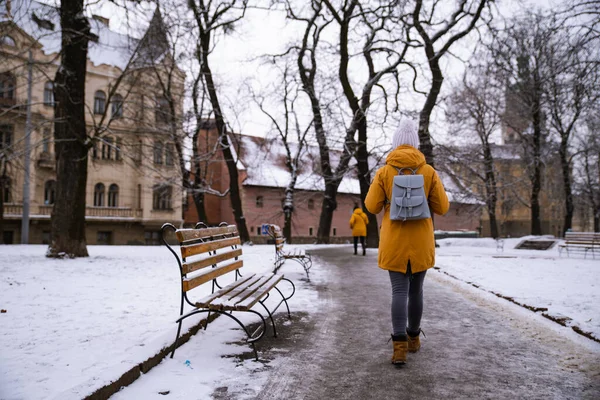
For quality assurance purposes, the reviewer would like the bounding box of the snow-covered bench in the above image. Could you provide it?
[161,222,295,360]
[558,232,600,259]
[267,224,312,278]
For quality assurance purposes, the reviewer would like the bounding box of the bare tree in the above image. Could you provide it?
[187,0,251,242]
[321,0,411,247]
[445,63,502,237]
[252,62,312,243]
[409,0,491,166]
[489,11,556,235]
[546,24,599,235]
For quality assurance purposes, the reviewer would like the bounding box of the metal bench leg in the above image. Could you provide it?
[258,299,277,337]
[170,320,184,359]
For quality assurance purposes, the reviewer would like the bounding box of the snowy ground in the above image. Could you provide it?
[0,238,598,399]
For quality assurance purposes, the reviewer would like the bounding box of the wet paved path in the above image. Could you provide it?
[252,247,600,400]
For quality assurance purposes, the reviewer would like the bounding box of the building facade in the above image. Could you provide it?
[0,0,184,245]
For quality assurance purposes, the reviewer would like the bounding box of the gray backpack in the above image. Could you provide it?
[389,167,431,221]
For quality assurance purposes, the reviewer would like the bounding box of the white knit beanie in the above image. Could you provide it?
[392,119,419,149]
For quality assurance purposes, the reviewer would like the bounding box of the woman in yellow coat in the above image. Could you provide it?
[365,119,449,366]
[349,205,369,255]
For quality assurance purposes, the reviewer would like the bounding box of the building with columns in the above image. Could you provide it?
[0,0,184,244]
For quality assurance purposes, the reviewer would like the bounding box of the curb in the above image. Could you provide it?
[432,267,600,344]
[83,313,219,400]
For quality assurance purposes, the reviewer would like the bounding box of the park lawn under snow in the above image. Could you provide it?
[435,237,600,339]
[0,238,598,399]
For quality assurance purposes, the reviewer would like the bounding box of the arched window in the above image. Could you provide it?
[0,72,16,103]
[153,141,163,164]
[94,91,106,114]
[111,94,123,118]
[152,184,172,210]
[165,143,174,166]
[94,183,105,206]
[102,137,113,160]
[0,36,16,47]
[155,96,170,124]
[256,196,264,208]
[44,180,56,204]
[108,184,119,207]
[43,81,54,106]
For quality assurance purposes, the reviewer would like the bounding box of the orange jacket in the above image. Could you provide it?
[365,146,449,273]
[349,208,369,237]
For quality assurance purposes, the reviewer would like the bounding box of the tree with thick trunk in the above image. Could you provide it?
[322,0,409,247]
[48,0,90,257]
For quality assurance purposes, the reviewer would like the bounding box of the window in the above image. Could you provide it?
[42,231,50,245]
[165,143,174,166]
[94,183,105,206]
[108,184,119,207]
[0,124,13,150]
[153,141,163,164]
[111,94,123,118]
[0,72,16,103]
[92,142,98,159]
[153,184,172,210]
[1,36,16,47]
[115,138,122,161]
[1,177,10,203]
[256,195,264,208]
[250,226,254,233]
[42,128,51,153]
[102,137,113,160]
[155,96,170,124]
[2,231,14,244]
[309,227,314,236]
[333,228,337,236]
[135,140,143,164]
[256,226,261,236]
[308,199,315,210]
[97,231,112,245]
[144,231,161,245]
[44,180,56,205]
[94,91,106,114]
[43,81,54,106]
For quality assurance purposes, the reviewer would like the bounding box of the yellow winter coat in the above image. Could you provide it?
[365,146,450,273]
[349,208,369,237]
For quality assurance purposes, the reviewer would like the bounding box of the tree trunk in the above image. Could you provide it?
[317,183,338,244]
[559,140,573,236]
[530,89,543,236]
[199,37,249,242]
[483,144,499,238]
[0,175,4,244]
[356,123,378,247]
[594,209,599,232]
[418,58,443,167]
[47,0,90,258]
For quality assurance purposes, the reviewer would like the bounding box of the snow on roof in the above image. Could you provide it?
[236,134,361,195]
[2,0,147,70]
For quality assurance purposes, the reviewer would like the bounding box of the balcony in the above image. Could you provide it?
[37,152,55,170]
[0,97,27,112]
[3,203,143,220]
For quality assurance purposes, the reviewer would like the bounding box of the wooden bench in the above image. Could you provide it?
[558,232,600,259]
[161,222,295,360]
[267,224,312,278]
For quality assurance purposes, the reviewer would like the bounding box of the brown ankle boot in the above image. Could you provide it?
[391,334,407,365]
[407,329,422,353]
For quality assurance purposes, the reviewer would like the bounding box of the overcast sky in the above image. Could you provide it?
[86,0,558,149]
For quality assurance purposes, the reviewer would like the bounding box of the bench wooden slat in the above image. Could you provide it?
[235,274,284,311]
[183,248,243,274]
[203,275,267,310]
[182,260,243,292]
[222,275,272,305]
[181,236,241,259]
[194,273,256,307]
[176,225,238,243]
